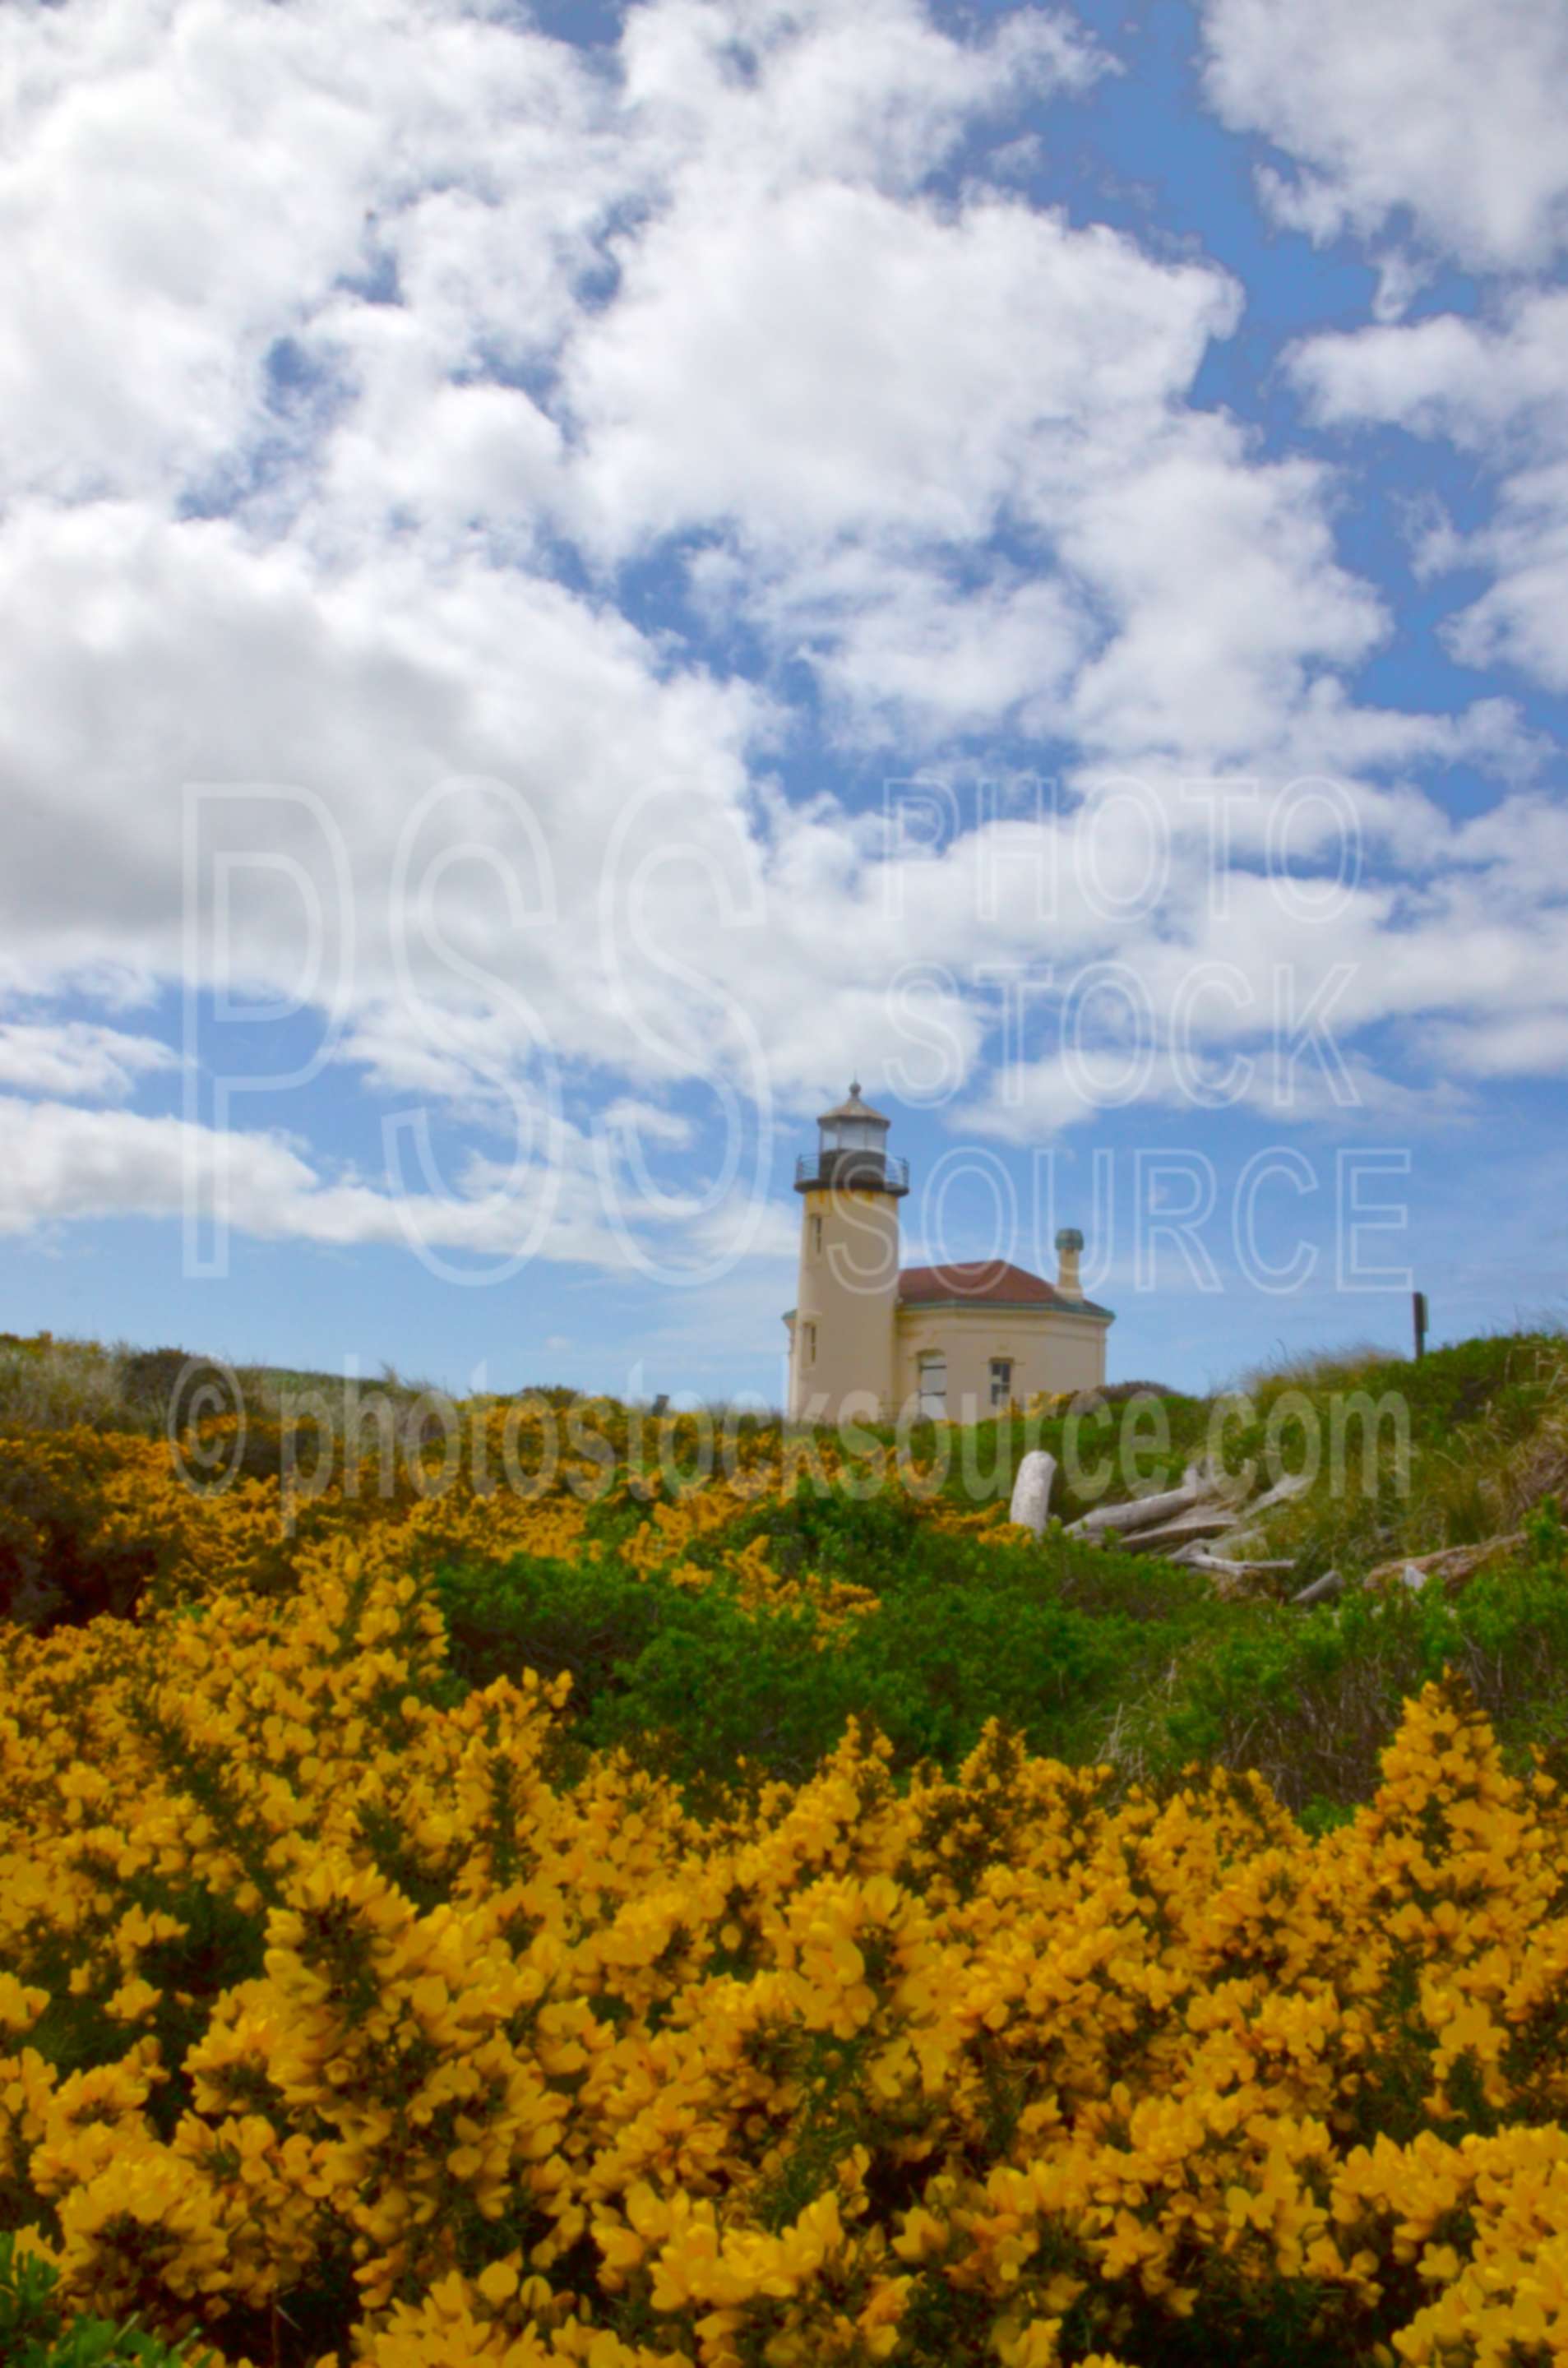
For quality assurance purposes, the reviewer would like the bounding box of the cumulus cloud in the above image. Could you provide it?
[1418,1011,1568,1080]
[0,0,618,506]
[1201,0,1568,275]
[565,191,1226,557]
[0,1092,797,1279]
[1196,0,1568,1012]
[1294,294,1568,691]
[0,0,1564,1265]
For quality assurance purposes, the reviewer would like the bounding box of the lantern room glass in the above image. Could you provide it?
[821,1114,885,1153]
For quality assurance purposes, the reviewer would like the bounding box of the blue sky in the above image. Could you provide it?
[0,0,1564,1400]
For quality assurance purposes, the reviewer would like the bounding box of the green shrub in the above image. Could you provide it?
[434,1484,1568,1815]
[437,1549,674,1701]
[434,1521,1218,1797]
[1141,1501,1568,1808]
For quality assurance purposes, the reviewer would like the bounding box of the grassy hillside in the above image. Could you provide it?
[2,1323,1565,1813]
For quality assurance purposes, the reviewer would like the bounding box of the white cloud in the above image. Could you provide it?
[0,0,1564,1271]
[566,189,1223,557]
[1445,465,1568,691]
[613,0,1103,194]
[0,1020,175,1101]
[1293,296,1568,448]
[0,1098,317,1240]
[0,497,765,1043]
[1294,294,1568,691]
[1201,0,1568,275]
[1050,427,1385,766]
[0,0,617,506]
[737,552,1088,745]
[0,1092,797,1279]
[1418,1011,1568,1079]
[560,161,1247,757]
[602,1098,696,1148]
[942,788,1568,1145]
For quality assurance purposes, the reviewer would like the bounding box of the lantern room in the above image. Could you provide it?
[793,1081,909,1196]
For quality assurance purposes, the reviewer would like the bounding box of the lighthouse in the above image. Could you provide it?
[782,1085,1114,1427]
[784,1082,908,1423]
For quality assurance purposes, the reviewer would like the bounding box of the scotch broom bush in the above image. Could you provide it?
[2,1329,1567,2364]
[2,1527,1568,2365]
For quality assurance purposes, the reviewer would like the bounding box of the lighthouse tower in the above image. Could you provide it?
[785,1081,908,1423]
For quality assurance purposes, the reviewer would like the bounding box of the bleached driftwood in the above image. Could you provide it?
[1007,1450,1057,1538]
[1363,1533,1524,1594]
[1196,1455,1263,1501]
[1167,1548,1300,1598]
[1247,1469,1313,1516]
[1174,1551,1296,1578]
[1066,1479,1200,1539]
[1118,1506,1239,1553]
[1215,1538,1274,1566]
[1057,1453,1311,1569]
[1291,1568,1344,1607]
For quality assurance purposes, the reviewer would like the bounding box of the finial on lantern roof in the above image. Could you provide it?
[816,1080,890,1126]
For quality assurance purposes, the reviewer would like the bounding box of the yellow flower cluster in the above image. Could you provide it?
[0,1404,870,1630]
[3,1523,1568,2367]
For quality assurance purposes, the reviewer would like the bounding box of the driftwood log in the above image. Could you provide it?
[1052,1455,1318,1592]
[1290,1567,1344,1607]
[1175,1551,1296,1577]
[1247,1470,1313,1515]
[1066,1480,1200,1540]
[1007,1450,1057,1538]
[1118,1506,1239,1553]
[1363,1533,1524,1594]
[1209,1530,1266,1560]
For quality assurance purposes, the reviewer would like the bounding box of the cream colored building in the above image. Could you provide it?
[783,1085,1113,1424]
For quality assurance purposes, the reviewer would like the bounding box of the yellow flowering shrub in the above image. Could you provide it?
[0,1404,812,1634]
[2,1510,1568,2366]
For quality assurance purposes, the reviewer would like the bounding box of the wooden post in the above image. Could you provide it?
[1412,1290,1428,1361]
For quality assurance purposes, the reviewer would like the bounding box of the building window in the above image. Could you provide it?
[804,1322,816,1365]
[918,1352,946,1419]
[811,1214,823,1255]
[989,1357,1013,1409]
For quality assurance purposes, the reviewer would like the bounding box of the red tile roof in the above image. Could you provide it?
[898,1260,1055,1305]
[896,1260,1114,1320]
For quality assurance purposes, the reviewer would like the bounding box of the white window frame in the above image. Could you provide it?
[989,1357,1013,1410]
[918,1351,946,1420]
